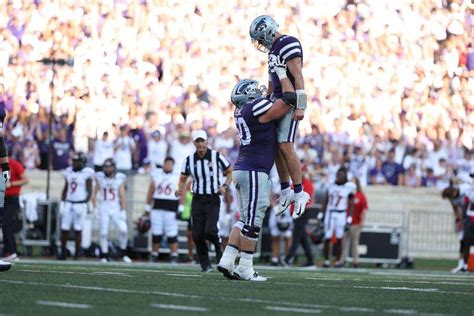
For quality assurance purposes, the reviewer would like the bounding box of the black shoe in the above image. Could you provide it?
[281,256,293,267]
[57,248,67,261]
[74,248,84,261]
[270,261,279,267]
[201,265,213,273]
[0,261,11,272]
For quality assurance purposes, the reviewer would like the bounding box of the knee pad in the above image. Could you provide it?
[241,225,260,241]
[152,235,163,244]
[167,236,178,244]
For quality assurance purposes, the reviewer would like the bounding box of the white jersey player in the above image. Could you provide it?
[58,152,94,260]
[145,157,181,263]
[92,158,132,263]
[322,167,356,268]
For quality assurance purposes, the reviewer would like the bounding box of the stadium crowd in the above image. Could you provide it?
[0,0,473,190]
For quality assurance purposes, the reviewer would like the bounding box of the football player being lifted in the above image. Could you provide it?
[218,57,296,281]
[249,15,310,218]
[58,152,94,260]
[92,158,132,263]
[321,167,356,268]
[144,157,181,264]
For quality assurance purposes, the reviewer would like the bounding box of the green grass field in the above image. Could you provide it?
[1,260,473,315]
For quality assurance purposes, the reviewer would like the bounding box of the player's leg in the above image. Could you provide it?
[59,202,73,260]
[0,181,11,271]
[323,211,333,267]
[163,210,179,264]
[268,208,280,265]
[186,219,194,262]
[72,204,87,259]
[150,209,163,262]
[218,172,245,278]
[277,112,310,217]
[98,207,110,262]
[451,228,465,273]
[234,171,270,281]
[112,208,131,263]
[334,212,346,267]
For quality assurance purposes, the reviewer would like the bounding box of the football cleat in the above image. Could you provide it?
[201,266,213,273]
[451,265,467,273]
[217,260,236,280]
[0,260,11,272]
[3,253,19,262]
[233,266,267,282]
[100,258,109,263]
[122,256,132,264]
[293,191,311,219]
[277,188,294,215]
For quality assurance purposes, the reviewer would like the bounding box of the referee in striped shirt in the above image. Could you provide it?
[176,130,233,272]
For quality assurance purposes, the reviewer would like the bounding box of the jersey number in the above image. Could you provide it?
[70,181,78,193]
[156,183,172,196]
[102,188,116,201]
[236,117,251,146]
[329,193,342,207]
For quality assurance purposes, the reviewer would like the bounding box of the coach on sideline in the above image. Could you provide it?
[176,130,232,272]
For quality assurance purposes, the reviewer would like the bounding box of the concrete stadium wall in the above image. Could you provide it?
[22,170,457,259]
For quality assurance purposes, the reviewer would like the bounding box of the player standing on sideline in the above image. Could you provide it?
[249,15,310,217]
[58,152,94,260]
[217,58,296,281]
[321,167,356,268]
[92,158,132,263]
[145,157,181,264]
[0,105,11,271]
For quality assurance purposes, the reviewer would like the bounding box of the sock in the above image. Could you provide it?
[458,259,464,267]
[294,184,303,194]
[222,245,239,262]
[280,182,290,191]
[239,251,254,268]
[271,257,278,263]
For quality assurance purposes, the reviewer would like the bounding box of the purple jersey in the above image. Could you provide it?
[234,97,277,174]
[268,35,303,98]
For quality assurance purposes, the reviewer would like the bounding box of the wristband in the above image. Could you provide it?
[296,90,307,110]
[144,204,152,212]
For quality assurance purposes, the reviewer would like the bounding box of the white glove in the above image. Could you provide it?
[317,212,324,220]
[2,170,10,184]
[347,216,353,225]
[177,205,184,216]
[274,55,287,80]
[120,209,127,220]
[144,204,152,212]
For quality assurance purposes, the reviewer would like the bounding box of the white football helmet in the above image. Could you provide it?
[249,15,279,53]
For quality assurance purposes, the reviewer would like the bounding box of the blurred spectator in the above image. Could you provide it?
[169,131,194,173]
[403,164,421,187]
[421,168,438,188]
[382,150,404,186]
[147,130,168,168]
[114,126,135,173]
[93,131,114,172]
[369,157,387,185]
[52,128,73,171]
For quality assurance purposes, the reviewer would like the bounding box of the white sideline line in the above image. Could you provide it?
[354,286,438,293]
[91,272,127,275]
[383,309,417,315]
[37,300,91,309]
[266,306,321,314]
[340,307,375,312]
[18,269,131,277]
[166,273,201,277]
[151,304,207,312]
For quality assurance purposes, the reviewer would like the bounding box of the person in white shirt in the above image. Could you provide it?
[93,131,114,172]
[92,158,132,263]
[147,130,168,168]
[169,131,195,174]
[114,126,136,172]
[321,167,356,268]
[58,152,94,260]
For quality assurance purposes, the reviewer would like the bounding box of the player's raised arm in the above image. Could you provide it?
[259,57,296,124]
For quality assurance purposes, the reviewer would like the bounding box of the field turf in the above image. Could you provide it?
[1,260,473,315]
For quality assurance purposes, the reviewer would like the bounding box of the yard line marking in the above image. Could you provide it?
[384,309,417,314]
[17,269,131,277]
[354,286,438,293]
[339,307,375,313]
[150,304,207,312]
[37,300,91,309]
[306,277,343,281]
[166,273,201,277]
[266,306,321,314]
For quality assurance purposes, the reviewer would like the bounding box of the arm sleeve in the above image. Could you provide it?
[181,156,190,176]
[252,99,273,117]
[279,38,303,62]
[217,153,231,170]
